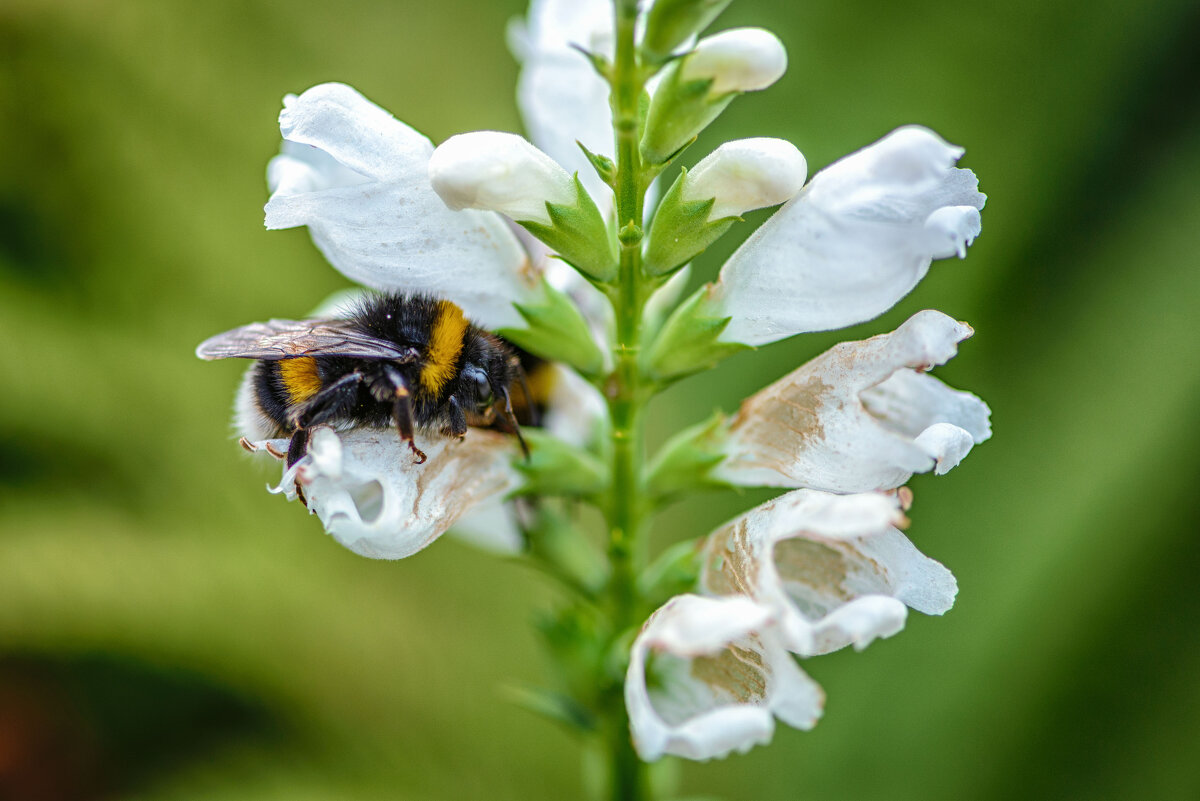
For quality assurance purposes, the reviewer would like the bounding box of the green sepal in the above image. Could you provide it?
[640,0,734,63]
[643,411,731,504]
[640,63,736,166]
[638,537,705,608]
[641,285,751,381]
[497,279,606,377]
[643,167,738,276]
[520,175,618,283]
[515,428,609,498]
[501,683,598,733]
[577,141,616,188]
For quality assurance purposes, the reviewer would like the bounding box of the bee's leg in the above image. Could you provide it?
[294,371,364,428]
[286,427,310,468]
[499,387,530,461]
[444,396,468,440]
[287,371,364,467]
[381,365,425,464]
[509,354,539,426]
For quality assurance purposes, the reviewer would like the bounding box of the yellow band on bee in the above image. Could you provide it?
[280,357,322,403]
[420,300,468,395]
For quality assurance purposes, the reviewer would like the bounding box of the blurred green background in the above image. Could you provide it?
[2,0,1198,798]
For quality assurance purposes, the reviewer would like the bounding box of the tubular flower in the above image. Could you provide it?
[239,427,523,560]
[265,82,538,330]
[707,125,985,346]
[625,594,824,761]
[699,489,957,657]
[712,310,992,492]
[509,0,616,209]
[682,138,807,220]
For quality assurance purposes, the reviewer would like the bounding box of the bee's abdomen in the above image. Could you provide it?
[252,359,319,435]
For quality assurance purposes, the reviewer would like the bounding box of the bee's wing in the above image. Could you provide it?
[196,319,419,362]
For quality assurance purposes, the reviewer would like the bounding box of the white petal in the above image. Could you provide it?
[264,84,537,330]
[429,132,576,225]
[700,489,956,656]
[449,495,525,554]
[684,138,807,220]
[626,595,823,761]
[511,0,615,212]
[682,28,788,95]
[541,363,608,448]
[713,310,991,492]
[248,426,523,560]
[710,126,986,345]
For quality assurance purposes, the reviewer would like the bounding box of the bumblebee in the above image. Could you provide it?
[197,293,527,466]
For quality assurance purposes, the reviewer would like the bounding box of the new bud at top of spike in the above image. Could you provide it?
[640,27,788,166]
[681,27,787,97]
[429,131,575,226]
[641,0,734,62]
[684,138,807,220]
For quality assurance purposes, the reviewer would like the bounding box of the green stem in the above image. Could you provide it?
[604,1,650,799]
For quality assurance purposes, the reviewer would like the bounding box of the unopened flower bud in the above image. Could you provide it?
[431,131,617,282]
[644,138,805,277]
[640,28,788,165]
[681,28,787,96]
[683,138,807,219]
[430,131,575,226]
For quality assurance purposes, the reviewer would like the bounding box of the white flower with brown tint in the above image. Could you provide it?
[625,594,823,761]
[707,125,985,346]
[712,310,992,492]
[509,0,616,209]
[699,489,956,656]
[264,83,538,330]
[240,426,523,560]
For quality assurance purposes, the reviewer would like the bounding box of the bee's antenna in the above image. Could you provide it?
[500,386,531,461]
[510,355,540,427]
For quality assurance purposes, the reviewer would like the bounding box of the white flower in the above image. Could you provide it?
[264,83,539,330]
[625,594,823,761]
[708,125,985,346]
[699,490,957,656]
[683,138,807,220]
[712,310,992,492]
[429,131,576,225]
[237,427,523,560]
[510,0,616,210]
[681,28,788,96]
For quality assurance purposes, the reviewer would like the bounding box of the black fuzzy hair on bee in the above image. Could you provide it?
[197,292,527,465]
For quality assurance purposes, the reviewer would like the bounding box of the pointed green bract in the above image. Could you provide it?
[643,411,731,504]
[516,428,610,498]
[520,175,618,283]
[643,168,738,276]
[641,286,751,381]
[640,66,734,166]
[497,279,606,377]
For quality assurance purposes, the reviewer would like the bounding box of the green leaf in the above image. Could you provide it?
[501,683,597,733]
